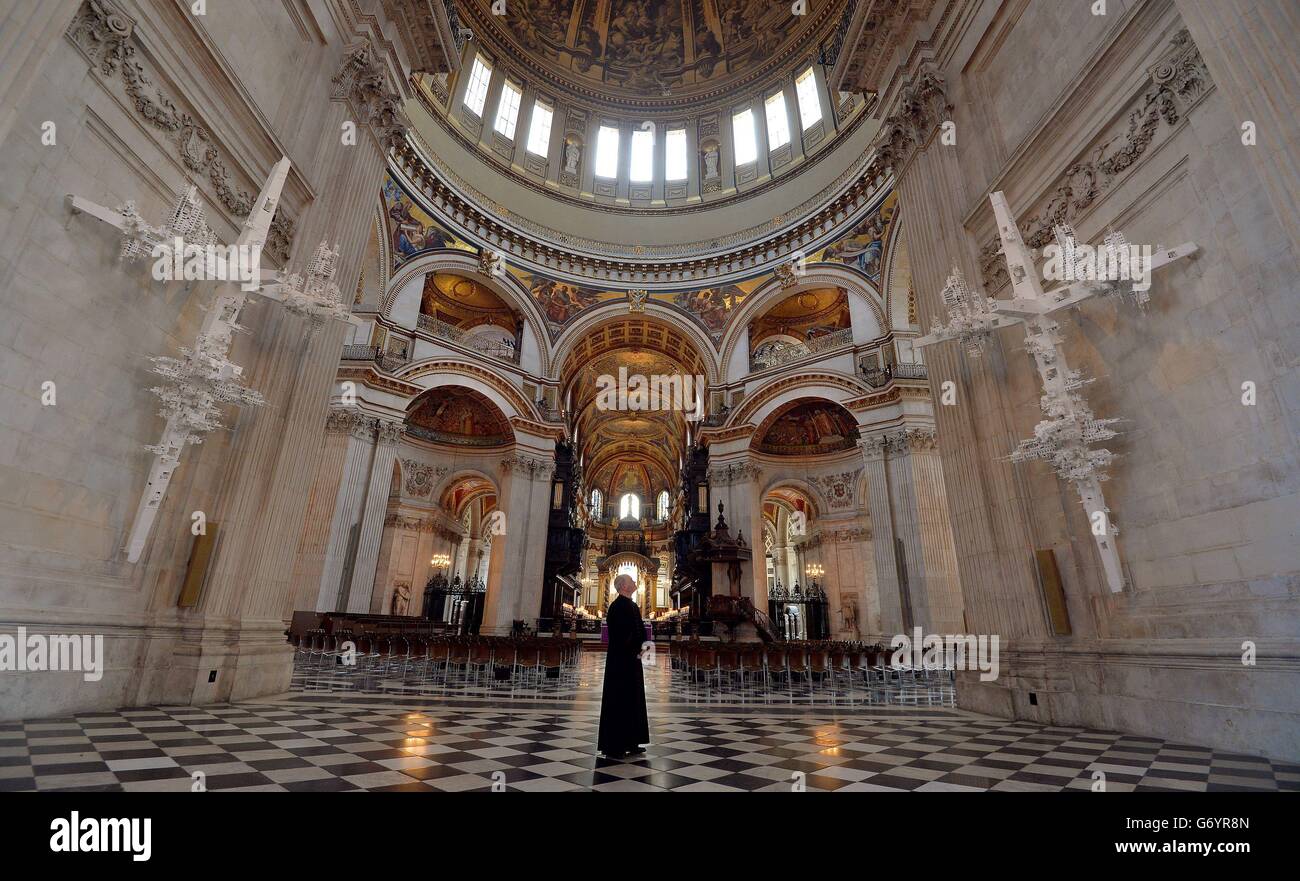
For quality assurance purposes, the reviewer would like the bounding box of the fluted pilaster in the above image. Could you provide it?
[345,419,403,613]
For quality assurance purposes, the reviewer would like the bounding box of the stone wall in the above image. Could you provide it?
[0,0,417,720]
[868,0,1299,760]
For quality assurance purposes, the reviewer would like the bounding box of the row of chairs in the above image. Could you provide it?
[670,641,955,701]
[293,630,582,692]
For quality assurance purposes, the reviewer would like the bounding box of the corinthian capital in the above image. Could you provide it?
[871,65,952,174]
[376,419,404,445]
[331,40,409,150]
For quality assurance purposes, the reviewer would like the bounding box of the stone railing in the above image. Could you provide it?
[416,313,520,364]
[750,327,854,372]
[341,344,410,373]
[860,361,928,388]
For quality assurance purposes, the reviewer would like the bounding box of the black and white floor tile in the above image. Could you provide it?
[1,653,1294,792]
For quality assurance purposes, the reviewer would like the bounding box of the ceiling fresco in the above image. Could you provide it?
[462,0,841,103]
[421,272,520,333]
[382,175,898,347]
[752,399,860,456]
[406,387,514,447]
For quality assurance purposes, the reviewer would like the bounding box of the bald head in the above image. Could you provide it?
[613,574,637,598]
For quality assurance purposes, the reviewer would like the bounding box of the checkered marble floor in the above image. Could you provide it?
[2,654,1294,792]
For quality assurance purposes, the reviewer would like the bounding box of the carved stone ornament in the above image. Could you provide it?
[401,459,438,498]
[868,66,951,177]
[376,419,405,445]
[64,0,294,262]
[707,461,761,486]
[501,455,554,481]
[332,40,410,151]
[810,469,862,510]
[978,29,1213,290]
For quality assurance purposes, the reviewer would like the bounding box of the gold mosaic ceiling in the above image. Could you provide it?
[457,0,847,106]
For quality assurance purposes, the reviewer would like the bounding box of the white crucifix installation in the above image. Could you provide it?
[69,158,359,563]
[916,191,1197,592]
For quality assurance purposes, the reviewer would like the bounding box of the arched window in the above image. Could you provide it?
[619,492,640,520]
[656,490,669,521]
[589,489,603,519]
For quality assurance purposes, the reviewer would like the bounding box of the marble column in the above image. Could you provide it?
[1176,0,1300,255]
[316,414,376,612]
[344,419,403,613]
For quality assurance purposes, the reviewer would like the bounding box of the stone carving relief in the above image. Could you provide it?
[869,66,951,177]
[65,0,295,263]
[707,461,761,486]
[977,30,1213,290]
[376,419,405,445]
[400,459,447,498]
[501,455,554,481]
[810,469,862,511]
[331,40,410,151]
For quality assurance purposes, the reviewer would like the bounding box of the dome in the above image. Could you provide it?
[457,0,843,109]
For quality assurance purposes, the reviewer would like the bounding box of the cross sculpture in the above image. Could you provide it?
[69,158,358,562]
[916,191,1197,592]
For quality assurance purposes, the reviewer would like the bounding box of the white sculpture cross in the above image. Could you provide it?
[917,191,1197,592]
[69,159,357,562]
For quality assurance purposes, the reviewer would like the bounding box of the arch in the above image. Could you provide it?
[750,397,860,456]
[382,250,553,375]
[435,468,501,520]
[881,210,915,333]
[551,303,721,387]
[396,359,541,423]
[760,476,828,520]
[725,369,873,431]
[718,264,888,381]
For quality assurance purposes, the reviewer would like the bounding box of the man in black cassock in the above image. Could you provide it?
[597,574,650,759]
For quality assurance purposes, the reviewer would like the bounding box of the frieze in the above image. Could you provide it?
[500,456,554,481]
[707,462,762,486]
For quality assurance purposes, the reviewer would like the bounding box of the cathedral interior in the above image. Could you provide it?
[0,0,1297,809]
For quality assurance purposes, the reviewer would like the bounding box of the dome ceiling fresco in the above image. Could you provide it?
[459,0,845,106]
[381,175,897,346]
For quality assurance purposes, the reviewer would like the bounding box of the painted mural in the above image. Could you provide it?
[381,173,896,346]
[383,176,475,264]
[820,191,897,284]
[480,0,813,99]
[406,388,513,447]
[753,401,860,456]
